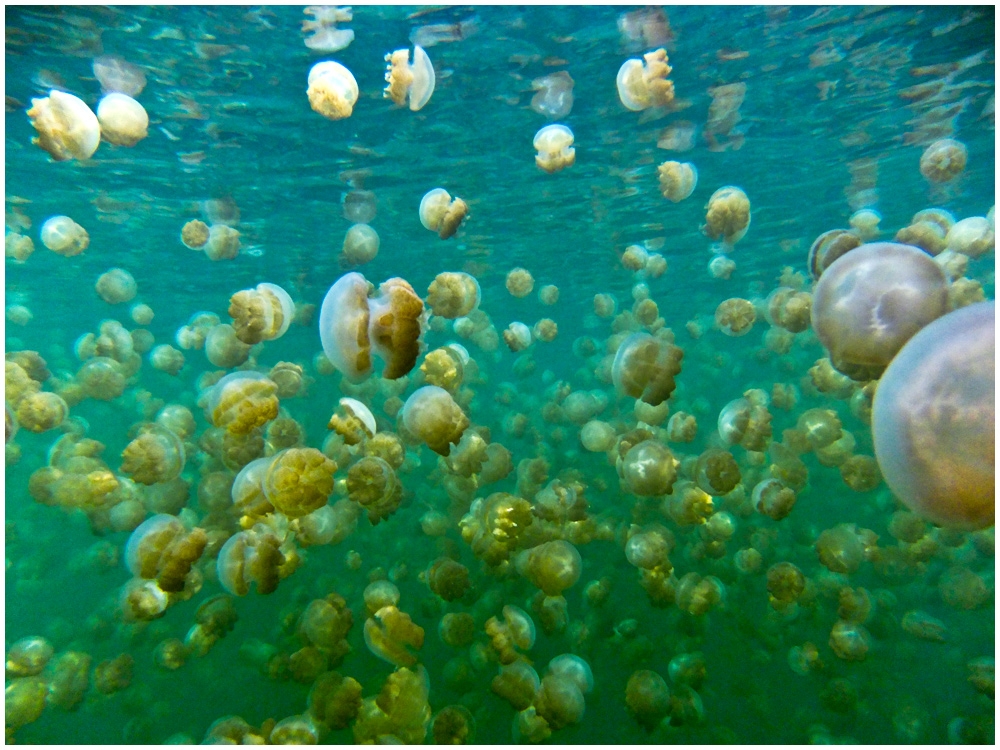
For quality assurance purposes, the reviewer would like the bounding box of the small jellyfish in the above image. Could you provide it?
[125,513,207,593]
[807,229,862,280]
[505,267,535,298]
[384,45,436,111]
[703,186,751,246]
[341,224,380,266]
[714,298,756,336]
[319,272,426,382]
[5,232,34,262]
[15,391,68,433]
[96,93,148,147]
[181,219,210,249]
[263,448,336,519]
[849,209,881,241]
[26,89,101,161]
[531,71,574,119]
[302,6,354,52]
[946,216,994,259]
[400,385,469,456]
[657,161,697,202]
[812,242,948,376]
[95,268,137,305]
[40,216,89,257]
[363,605,424,667]
[204,224,240,261]
[708,254,736,279]
[919,138,967,183]
[426,272,480,318]
[533,124,575,174]
[612,332,683,406]
[516,540,582,596]
[228,282,295,345]
[621,440,678,497]
[198,372,280,435]
[503,322,533,352]
[120,423,185,484]
[419,188,468,239]
[307,60,359,121]
[327,397,376,445]
[216,526,286,596]
[626,670,671,731]
[616,48,675,111]
[872,301,994,531]
[93,54,146,95]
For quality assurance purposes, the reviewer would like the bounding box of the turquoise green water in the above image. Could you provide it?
[4,5,995,744]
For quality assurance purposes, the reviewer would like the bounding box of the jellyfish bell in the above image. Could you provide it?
[26,90,101,161]
[419,188,468,239]
[96,93,149,147]
[533,124,575,174]
[41,216,89,257]
[872,301,994,531]
[531,71,574,119]
[307,60,359,120]
[611,332,683,406]
[616,48,674,111]
[399,385,469,456]
[384,45,436,111]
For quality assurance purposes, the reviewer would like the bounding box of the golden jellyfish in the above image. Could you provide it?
[426,272,481,318]
[26,89,101,161]
[812,242,948,375]
[302,6,354,52]
[228,282,295,345]
[766,561,805,608]
[5,675,48,732]
[5,304,31,327]
[707,254,736,279]
[703,186,751,246]
[40,215,89,257]
[307,60,359,121]
[621,440,678,497]
[946,216,994,258]
[516,540,582,596]
[766,287,811,332]
[657,161,697,202]
[5,231,35,262]
[625,529,671,570]
[694,447,741,496]
[120,422,185,484]
[363,580,401,616]
[714,297,755,336]
[616,48,675,111]
[95,268,137,305]
[919,138,967,183]
[533,124,576,174]
[505,267,535,298]
[363,605,424,667]
[269,361,305,398]
[15,391,68,433]
[46,651,91,711]
[538,284,559,305]
[384,45,436,111]
[531,71,574,119]
[611,332,683,406]
[319,271,426,382]
[327,397,376,445]
[400,385,469,456]
[431,704,476,744]
[419,188,468,239]
[308,671,363,731]
[93,54,146,96]
[807,228,862,280]
[204,224,240,261]
[626,669,671,731]
[872,301,994,530]
[130,302,154,325]
[5,636,54,677]
[216,524,288,596]
[347,455,401,524]
[829,620,871,661]
[96,93,148,146]
[125,514,207,593]
[503,322,533,352]
[181,219,210,249]
[199,372,280,435]
[341,223,380,266]
[263,447,336,518]
[492,659,540,710]
[426,557,471,601]
[753,478,796,521]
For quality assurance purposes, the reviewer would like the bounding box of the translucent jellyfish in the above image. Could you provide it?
[419,188,468,239]
[612,332,683,406]
[946,216,994,258]
[626,670,671,731]
[96,93,148,147]
[363,605,424,667]
[872,301,994,530]
[384,45,435,111]
[849,209,881,241]
[92,54,146,95]
[426,271,480,318]
[400,385,469,456]
[205,324,250,368]
[708,254,736,279]
[125,513,207,593]
[343,189,377,223]
[302,6,354,52]
[216,526,285,596]
[657,161,697,202]
[432,705,476,744]
[26,90,101,161]
[616,48,675,111]
[533,124,575,174]
[812,242,948,375]
[347,456,401,524]
[919,138,967,183]
[715,297,756,336]
[15,391,68,433]
[621,440,678,496]
[516,540,582,596]
[703,186,751,246]
[341,224,379,266]
[263,448,336,518]
[40,216,89,257]
[95,268,137,305]
[808,229,862,280]
[538,284,559,305]
[319,272,426,382]
[307,60,359,121]
[531,71,574,119]
[204,224,240,261]
[5,231,34,262]
[533,318,557,342]
[228,282,295,344]
[505,267,534,298]
[198,371,280,435]
[503,322,533,352]
[180,219,210,249]
[327,397,376,445]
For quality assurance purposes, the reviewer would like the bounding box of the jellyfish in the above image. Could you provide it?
[620,440,678,497]
[503,322,533,352]
[871,301,994,530]
[307,60,359,120]
[419,188,468,239]
[533,124,576,174]
[919,138,967,183]
[93,54,146,95]
[204,224,240,261]
[125,514,207,593]
[426,272,480,318]
[40,216,89,257]
[302,6,354,52]
[96,93,148,147]
[531,71,574,119]
[505,267,535,298]
[319,271,426,382]
[384,45,435,111]
[181,219,210,249]
[611,332,684,406]
[626,670,671,731]
[26,89,101,161]
[703,186,751,246]
[327,397,376,445]
[616,48,675,111]
[198,372,280,435]
[807,229,862,280]
[657,161,697,202]
[341,224,380,266]
[120,423,185,485]
[946,216,994,259]
[515,540,582,596]
[262,447,336,519]
[228,282,295,345]
[812,242,948,376]
[399,385,469,456]
[95,268,137,305]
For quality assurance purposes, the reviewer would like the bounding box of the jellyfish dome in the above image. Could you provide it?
[872,301,994,531]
